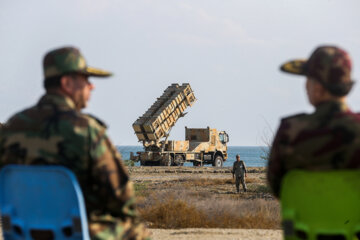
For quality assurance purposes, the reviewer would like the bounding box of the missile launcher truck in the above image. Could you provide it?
[130,83,229,167]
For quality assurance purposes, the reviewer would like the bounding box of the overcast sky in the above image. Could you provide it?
[1,0,360,146]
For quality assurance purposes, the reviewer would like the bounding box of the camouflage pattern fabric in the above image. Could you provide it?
[0,93,151,240]
[305,47,352,86]
[232,160,247,192]
[43,47,112,78]
[267,100,360,198]
[232,160,247,176]
[280,46,354,96]
[235,175,246,193]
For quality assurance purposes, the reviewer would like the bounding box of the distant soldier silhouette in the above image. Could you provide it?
[267,45,360,198]
[232,154,247,193]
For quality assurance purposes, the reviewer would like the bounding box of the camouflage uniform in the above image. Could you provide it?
[232,157,247,192]
[267,46,360,198]
[0,47,150,240]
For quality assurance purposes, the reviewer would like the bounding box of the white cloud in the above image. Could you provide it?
[74,0,114,16]
[169,2,267,47]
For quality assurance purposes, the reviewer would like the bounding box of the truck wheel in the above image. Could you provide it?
[162,156,173,166]
[174,155,184,166]
[193,161,202,167]
[213,155,223,167]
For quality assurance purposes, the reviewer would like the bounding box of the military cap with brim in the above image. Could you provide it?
[280,59,308,75]
[43,46,112,79]
[279,46,354,96]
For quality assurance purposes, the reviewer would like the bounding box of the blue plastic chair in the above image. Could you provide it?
[280,170,360,240]
[0,165,90,240]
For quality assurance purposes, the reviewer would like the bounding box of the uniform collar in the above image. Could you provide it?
[37,93,77,111]
[314,100,350,116]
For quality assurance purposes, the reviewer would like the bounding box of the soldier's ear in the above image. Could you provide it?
[60,75,74,95]
[312,81,327,101]
[317,81,332,98]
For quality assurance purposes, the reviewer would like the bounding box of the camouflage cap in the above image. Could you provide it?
[280,46,354,96]
[43,46,112,79]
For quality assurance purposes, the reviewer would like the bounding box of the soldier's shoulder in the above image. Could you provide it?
[337,111,360,130]
[280,113,308,123]
[82,113,108,130]
[6,105,38,126]
[346,111,360,122]
[275,112,310,135]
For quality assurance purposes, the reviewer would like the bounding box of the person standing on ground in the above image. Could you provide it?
[267,45,360,198]
[232,154,247,193]
[0,46,150,240]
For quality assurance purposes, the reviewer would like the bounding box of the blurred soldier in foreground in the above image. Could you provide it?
[0,47,150,240]
[232,154,247,193]
[267,45,360,198]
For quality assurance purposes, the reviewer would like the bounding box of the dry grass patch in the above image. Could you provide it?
[140,196,207,228]
[174,177,260,187]
[180,178,232,187]
[134,181,150,197]
[139,192,280,229]
[244,177,261,183]
[254,184,271,193]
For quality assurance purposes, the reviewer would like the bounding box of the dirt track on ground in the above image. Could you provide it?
[0,226,283,240]
[150,228,282,240]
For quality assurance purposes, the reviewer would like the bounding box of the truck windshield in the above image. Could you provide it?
[219,133,225,142]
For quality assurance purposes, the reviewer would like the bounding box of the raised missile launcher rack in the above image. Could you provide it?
[132,83,196,148]
[131,83,229,167]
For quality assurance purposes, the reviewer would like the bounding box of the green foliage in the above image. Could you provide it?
[134,182,149,197]
[260,146,270,161]
[255,184,271,193]
[123,159,135,166]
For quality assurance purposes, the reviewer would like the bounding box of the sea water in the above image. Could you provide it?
[117,146,269,167]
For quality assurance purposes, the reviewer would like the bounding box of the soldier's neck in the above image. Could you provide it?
[312,96,347,108]
[46,88,67,96]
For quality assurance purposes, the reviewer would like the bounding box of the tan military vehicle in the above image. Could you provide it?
[130,83,229,167]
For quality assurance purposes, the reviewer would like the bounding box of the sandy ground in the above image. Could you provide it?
[129,166,281,240]
[150,228,282,240]
[0,227,282,240]
[0,166,281,240]
[129,166,275,200]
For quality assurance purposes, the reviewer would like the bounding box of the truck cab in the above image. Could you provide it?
[185,127,229,167]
